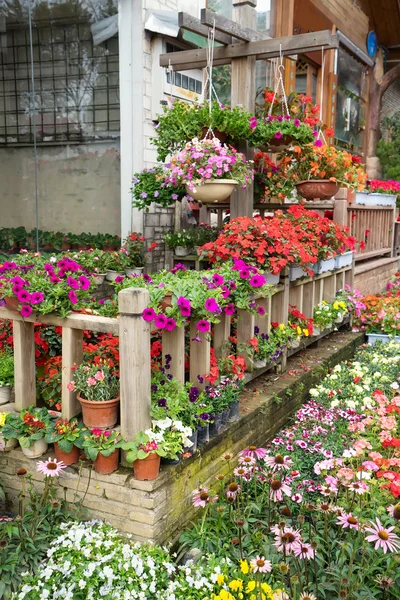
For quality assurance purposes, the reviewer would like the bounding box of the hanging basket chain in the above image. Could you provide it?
[203,20,218,141]
[316,47,327,144]
[268,44,290,118]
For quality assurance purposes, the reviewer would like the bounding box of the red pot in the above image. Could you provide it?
[4,296,19,312]
[103,245,115,252]
[160,293,172,311]
[77,394,120,430]
[133,453,161,481]
[61,242,70,251]
[54,442,80,466]
[94,448,119,474]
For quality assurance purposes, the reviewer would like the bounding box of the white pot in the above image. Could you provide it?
[125,267,144,276]
[335,315,344,323]
[186,179,238,204]
[367,333,400,345]
[326,323,333,330]
[264,271,280,285]
[92,273,106,285]
[335,251,353,269]
[0,434,17,451]
[289,265,308,281]
[290,339,300,349]
[313,327,321,336]
[354,191,370,205]
[105,270,125,282]
[253,359,267,369]
[0,385,11,405]
[21,438,48,459]
[314,257,335,275]
[175,247,191,257]
[368,193,396,207]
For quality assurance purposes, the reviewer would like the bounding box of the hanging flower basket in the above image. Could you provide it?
[201,127,227,144]
[186,179,238,204]
[295,180,340,201]
[264,134,295,153]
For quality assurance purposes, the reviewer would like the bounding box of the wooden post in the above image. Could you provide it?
[230,0,256,219]
[254,296,270,335]
[62,328,83,420]
[190,323,210,389]
[13,321,36,410]
[162,327,185,384]
[322,274,336,303]
[237,308,255,372]
[214,314,231,359]
[333,188,348,226]
[118,288,151,441]
[302,281,315,319]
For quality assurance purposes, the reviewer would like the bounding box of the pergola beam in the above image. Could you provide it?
[178,12,232,45]
[160,30,338,69]
[200,8,270,42]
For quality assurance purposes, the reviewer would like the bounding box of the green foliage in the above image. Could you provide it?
[377,111,400,180]
[0,351,14,387]
[131,166,187,211]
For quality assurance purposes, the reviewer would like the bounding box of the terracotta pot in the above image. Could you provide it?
[77,394,120,430]
[103,245,115,252]
[265,134,295,152]
[61,242,70,251]
[54,442,80,466]
[201,127,227,144]
[160,292,172,311]
[94,448,119,474]
[133,453,161,481]
[186,179,238,204]
[295,180,340,201]
[4,296,19,312]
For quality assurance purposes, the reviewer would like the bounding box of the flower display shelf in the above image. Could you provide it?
[367,333,400,345]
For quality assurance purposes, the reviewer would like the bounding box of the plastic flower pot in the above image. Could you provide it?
[295,180,340,201]
[187,179,238,204]
[334,251,353,269]
[229,401,240,422]
[197,423,210,445]
[21,438,48,459]
[367,333,400,345]
[264,271,280,285]
[209,414,223,436]
[0,434,17,451]
[220,408,230,428]
[175,246,191,257]
[289,265,308,281]
[187,429,198,455]
[4,296,19,312]
[253,358,267,369]
[106,270,125,282]
[133,453,161,481]
[335,315,344,324]
[313,257,335,275]
[125,267,144,277]
[92,273,106,286]
[365,193,396,206]
[54,442,80,466]
[313,327,321,336]
[0,385,11,405]
[354,191,369,205]
[161,454,182,466]
[290,339,300,349]
[94,448,119,475]
[77,395,120,430]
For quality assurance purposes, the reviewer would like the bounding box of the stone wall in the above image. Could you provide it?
[354,257,400,296]
[1,331,364,545]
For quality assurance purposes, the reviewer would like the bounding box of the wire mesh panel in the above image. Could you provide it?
[0,22,119,144]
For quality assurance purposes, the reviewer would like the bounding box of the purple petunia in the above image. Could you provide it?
[257,306,265,316]
[212,273,224,286]
[20,304,33,318]
[79,275,91,290]
[30,291,44,305]
[142,307,156,322]
[155,314,168,329]
[17,289,31,303]
[205,298,220,313]
[224,303,235,316]
[68,290,78,305]
[165,318,177,331]
[114,276,125,284]
[249,274,266,288]
[196,319,210,333]
[67,276,80,290]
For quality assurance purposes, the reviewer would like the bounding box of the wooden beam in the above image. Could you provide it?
[178,12,232,45]
[200,8,269,42]
[160,30,338,68]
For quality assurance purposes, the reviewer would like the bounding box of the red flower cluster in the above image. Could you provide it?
[367,179,400,196]
[23,412,46,429]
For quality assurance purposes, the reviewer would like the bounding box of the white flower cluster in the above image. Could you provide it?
[146,418,193,449]
[12,521,223,600]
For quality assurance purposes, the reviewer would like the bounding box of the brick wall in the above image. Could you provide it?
[354,257,400,296]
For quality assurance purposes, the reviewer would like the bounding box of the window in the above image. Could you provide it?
[335,48,363,148]
[295,59,318,103]
[165,42,202,94]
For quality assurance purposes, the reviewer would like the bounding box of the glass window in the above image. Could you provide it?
[335,48,363,148]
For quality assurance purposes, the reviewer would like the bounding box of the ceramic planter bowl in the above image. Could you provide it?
[21,438,48,459]
[54,442,80,466]
[133,453,161,480]
[77,395,120,430]
[295,180,340,201]
[174,246,191,257]
[92,273,106,286]
[94,448,119,474]
[125,267,144,277]
[187,179,238,204]
[0,385,11,405]
[105,270,124,282]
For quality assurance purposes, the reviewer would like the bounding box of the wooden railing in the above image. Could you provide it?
[347,205,396,261]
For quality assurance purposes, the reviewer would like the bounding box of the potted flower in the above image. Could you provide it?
[72,249,109,285]
[151,418,192,465]
[121,232,146,276]
[355,178,400,206]
[0,351,13,405]
[313,301,337,332]
[121,430,167,481]
[131,166,187,211]
[102,251,126,282]
[166,138,253,204]
[164,230,195,256]
[1,406,51,458]
[0,411,17,451]
[45,418,86,465]
[69,361,120,430]
[82,428,122,474]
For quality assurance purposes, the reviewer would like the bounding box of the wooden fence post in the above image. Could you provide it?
[118,288,151,442]
[237,308,255,372]
[162,327,185,383]
[333,188,348,226]
[13,321,36,410]
[214,314,231,359]
[62,328,83,420]
[190,323,210,389]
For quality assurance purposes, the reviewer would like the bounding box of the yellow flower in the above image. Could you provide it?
[246,581,256,594]
[303,329,309,337]
[339,301,346,309]
[240,560,250,575]
[279,323,285,331]
[0,413,6,428]
[261,584,273,595]
[322,300,327,305]
[229,580,244,592]
[217,575,225,585]
[296,326,302,335]
[333,302,339,310]
[220,590,235,600]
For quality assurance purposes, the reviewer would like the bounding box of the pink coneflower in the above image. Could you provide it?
[375,575,395,589]
[37,458,67,477]
[348,481,369,495]
[238,455,256,467]
[299,594,317,600]
[264,454,293,471]
[365,518,400,553]
[336,513,360,530]
[270,479,291,502]
[233,466,251,480]
[241,446,267,460]
[274,527,301,552]
[387,503,400,521]
[192,487,216,508]
[291,493,303,503]
[226,482,241,500]
[293,541,315,559]
[250,556,272,573]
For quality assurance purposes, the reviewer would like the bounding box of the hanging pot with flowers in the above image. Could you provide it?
[1,406,51,458]
[82,429,123,474]
[69,360,120,430]
[165,138,253,204]
[45,418,86,465]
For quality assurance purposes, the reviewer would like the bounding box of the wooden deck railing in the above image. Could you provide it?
[347,205,396,261]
